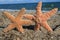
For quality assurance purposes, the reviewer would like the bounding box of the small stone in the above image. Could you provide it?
[16,37,20,40]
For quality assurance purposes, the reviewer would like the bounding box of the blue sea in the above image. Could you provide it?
[0,2,60,11]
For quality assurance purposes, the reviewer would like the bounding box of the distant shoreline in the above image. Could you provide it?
[0,9,60,12]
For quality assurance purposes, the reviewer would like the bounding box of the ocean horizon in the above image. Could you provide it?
[0,2,60,11]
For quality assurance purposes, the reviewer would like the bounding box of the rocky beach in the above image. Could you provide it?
[0,11,60,40]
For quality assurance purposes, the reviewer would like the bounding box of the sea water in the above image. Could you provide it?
[0,2,60,11]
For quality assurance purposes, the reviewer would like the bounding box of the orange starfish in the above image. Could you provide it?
[3,8,33,33]
[24,2,58,32]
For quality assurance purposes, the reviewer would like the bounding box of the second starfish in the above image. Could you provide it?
[24,2,58,32]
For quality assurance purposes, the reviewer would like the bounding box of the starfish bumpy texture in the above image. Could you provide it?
[24,2,58,32]
[3,8,33,33]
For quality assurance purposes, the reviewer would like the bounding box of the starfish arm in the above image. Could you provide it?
[34,24,41,31]
[41,22,53,32]
[44,8,58,20]
[20,20,33,25]
[36,2,42,12]
[3,23,15,32]
[23,14,35,20]
[3,12,15,22]
[16,25,24,33]
[36,2,42,15]
[16,8,26,20]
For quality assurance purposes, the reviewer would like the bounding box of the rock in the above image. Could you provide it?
[0,11,60,40]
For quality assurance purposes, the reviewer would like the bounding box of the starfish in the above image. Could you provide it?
[2,8,33,33]
[24,2,58,32]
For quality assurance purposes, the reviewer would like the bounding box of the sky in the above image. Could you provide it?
[0,0,60,4]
